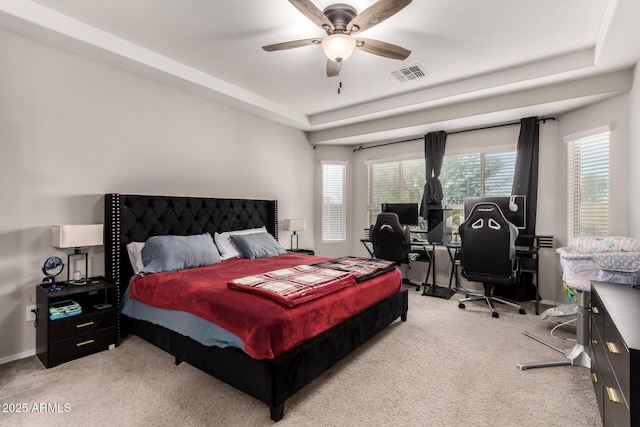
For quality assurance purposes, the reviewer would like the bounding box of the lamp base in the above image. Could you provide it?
[67,252,88,283]
[290,232,299,251]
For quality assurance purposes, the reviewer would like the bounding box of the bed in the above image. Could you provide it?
[104,193,408,421]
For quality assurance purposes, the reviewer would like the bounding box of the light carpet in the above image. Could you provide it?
[0,290,601,426]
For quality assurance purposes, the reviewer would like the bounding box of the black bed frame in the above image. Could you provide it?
[104,193,408,421]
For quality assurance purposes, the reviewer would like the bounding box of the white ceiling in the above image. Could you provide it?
[1,0,639,145]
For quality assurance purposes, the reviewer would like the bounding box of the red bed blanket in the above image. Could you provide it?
[128,253,401,360]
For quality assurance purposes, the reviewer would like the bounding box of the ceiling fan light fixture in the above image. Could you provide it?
[322,34,356,63]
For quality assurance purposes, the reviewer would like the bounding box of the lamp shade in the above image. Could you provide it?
[321,34,356,63]
[283,219,306,232]
[52,224,103,248]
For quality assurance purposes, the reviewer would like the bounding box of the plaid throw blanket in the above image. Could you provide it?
[227,257,398,307]
[227,264,355,307]
[310,256,397,282]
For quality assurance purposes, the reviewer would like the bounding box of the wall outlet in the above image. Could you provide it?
[26,305,36,322]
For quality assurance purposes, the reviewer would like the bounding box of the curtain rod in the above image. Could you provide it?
[352,116,556,152]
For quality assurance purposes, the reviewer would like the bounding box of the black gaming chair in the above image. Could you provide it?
[458,202,526,318]
[370,212,425,291]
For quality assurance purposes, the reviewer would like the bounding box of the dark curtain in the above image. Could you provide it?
[420,131,447,218]
[511,116,539,235]
[496,116,539,301]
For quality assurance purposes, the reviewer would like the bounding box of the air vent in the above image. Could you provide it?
[391,64,426,82]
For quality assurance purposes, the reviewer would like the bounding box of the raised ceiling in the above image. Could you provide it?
[1,0,639,145]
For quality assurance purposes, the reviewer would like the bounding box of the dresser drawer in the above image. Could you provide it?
[591,349,605,414]
[49,327,116,366]
[591,291,605,338]
[49,310,116,342]
[592,320,605,368]
[603,384,630,427]
[604,310,631,406]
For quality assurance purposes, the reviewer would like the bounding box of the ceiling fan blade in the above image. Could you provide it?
[347,0,412,33]
[289,0,335,31]
[326,59,341,77]
[262,38,322,52]
[355,37,411,60]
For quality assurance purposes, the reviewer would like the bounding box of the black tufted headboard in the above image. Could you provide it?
[104,193,278,305]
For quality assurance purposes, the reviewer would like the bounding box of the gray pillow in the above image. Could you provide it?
[140,233,220,275]
[230,232,287,259]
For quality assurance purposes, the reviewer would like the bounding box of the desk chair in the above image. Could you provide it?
[458,202,526,318]
[370,212,426,291]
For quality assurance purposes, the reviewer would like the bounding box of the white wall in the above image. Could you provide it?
[0,29,314,363]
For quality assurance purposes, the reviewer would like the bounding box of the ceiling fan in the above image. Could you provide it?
[262,0,412,77]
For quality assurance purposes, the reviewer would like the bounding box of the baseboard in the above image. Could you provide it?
[0,349,36,366]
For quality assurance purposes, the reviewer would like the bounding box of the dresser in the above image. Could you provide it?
[590,281,640,426]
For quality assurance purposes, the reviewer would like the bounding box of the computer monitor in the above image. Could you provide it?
[463,196,526,230]
[381,203,419,226]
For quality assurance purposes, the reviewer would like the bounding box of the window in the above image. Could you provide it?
[367,150,515,229]
[322,161,347,242]
[566,127,610,239]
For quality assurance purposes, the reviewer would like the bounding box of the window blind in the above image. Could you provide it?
[567,130,610,239]
[367,150,515,228]
[322,162,347,241]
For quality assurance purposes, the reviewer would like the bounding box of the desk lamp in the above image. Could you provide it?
[52,224,103,285]
[283,219,305,251]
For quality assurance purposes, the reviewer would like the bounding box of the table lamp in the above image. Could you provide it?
[52,224,103,285]
[283,219,305,251]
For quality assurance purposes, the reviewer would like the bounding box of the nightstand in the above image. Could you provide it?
[288,249,315,255]
[36,277,117,368]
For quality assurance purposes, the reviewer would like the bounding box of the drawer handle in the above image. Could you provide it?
[606,341,620,354]
[592,307,600,314]
[76,339,95,347]
[76,322,95,328]
[606,387,622,404]
[591,339,598,346]
[591,372,598,384]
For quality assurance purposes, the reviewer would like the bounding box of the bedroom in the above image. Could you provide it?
[1,0,639,425]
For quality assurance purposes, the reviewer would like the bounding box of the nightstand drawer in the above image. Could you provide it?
[49,327,116,365]
[49,310,116,342]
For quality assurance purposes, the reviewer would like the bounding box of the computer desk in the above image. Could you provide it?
[405,229,458,299]
[360,236,454,299]
[420,240,456,299]
[362,232,550,312]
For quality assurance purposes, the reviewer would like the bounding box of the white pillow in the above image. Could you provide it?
[214,227,267,260]
[126,241,145,274]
